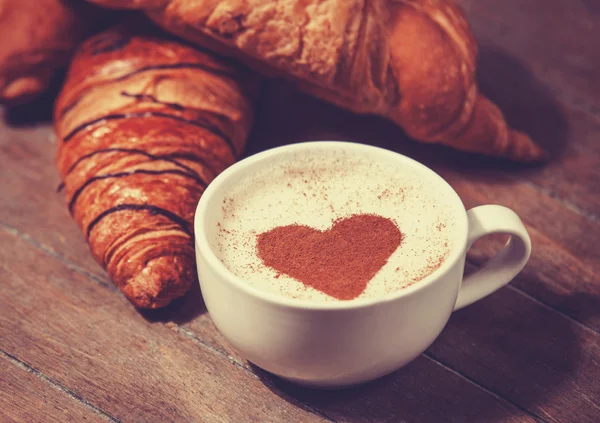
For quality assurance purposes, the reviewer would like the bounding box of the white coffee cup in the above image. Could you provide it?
[194,141,531,388]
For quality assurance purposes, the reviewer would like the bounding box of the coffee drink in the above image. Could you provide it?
[213,148,458,301]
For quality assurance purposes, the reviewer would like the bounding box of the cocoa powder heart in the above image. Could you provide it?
[256,214,403,300]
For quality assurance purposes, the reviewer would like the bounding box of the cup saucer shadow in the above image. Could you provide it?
[249,355,524,423]
[138,278,207,325]
[247,45,567,179]
[248,284,582,422]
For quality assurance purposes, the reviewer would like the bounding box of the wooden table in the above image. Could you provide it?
[2,1,599,422]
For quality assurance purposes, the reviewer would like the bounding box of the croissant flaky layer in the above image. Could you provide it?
[87,0,545,162]
[55,21,257,308]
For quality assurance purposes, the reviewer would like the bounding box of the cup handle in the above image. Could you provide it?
[453,205,532,311]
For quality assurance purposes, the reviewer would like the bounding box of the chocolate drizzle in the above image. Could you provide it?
[86,204,191,238]
[65,148,214,179]
[69,169,206,213]
[88,34,131,56]
[115,62,237,81]
[58,63,239,119]
[120,91,185,111]
[61,112,237,158]
[165,151,227,169]
[58,98,81,119]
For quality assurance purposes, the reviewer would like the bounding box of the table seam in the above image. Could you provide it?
[422,352,549,423]
[0,222,337,423]
[0,349,121,423]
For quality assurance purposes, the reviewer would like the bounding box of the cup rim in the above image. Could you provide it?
[194,141,469,310]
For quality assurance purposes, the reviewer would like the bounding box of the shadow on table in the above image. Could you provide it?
[251,286,581,422]
[552,292,600,327]
[2,42,568,173]
[475,45,570,162]
[139,279,208,324]
[1,71,65,127]
[514,288,600,333]
[247,44,568,177]
[244,47,576,420]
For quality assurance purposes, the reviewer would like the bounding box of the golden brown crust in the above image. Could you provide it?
[388,0,544,161]
[0,0,105,105]
[55,20,257,308]
[87,0,167,8]
[88,0,544,162]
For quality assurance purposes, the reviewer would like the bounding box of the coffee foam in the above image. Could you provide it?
[213,148,458,302]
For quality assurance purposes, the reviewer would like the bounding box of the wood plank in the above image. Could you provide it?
[427,286,600,423]
[438,171,599,270]
[259,354,536,423]
[155,283,537,423]
[456,0,600,114]
[0,119,109,284]
[247,82,600,324]
[2,53,599,336]
[4,102,594,336]
[0,136,539,423]
[248,85,600,422]
[1,3,598,421]
[469,228,600,333]
[437,169,600,332]
[0,229,330,423]
[0,353,109,423]
[0,227,540,423]
[275,264,600,423]
[164,273,600,422]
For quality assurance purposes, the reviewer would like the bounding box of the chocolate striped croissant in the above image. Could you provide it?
[54,20,258,308]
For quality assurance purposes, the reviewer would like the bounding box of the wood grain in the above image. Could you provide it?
[428,286,600,423]
[0,353,109,423]
[2,78,600,421]
[0,122,536,423]
[1,1,600,420]
[0,121,108,284]
[260,354,537,423]
[438,170,600,331]
[271,263,600,423]
[0,227,541,423]
[0,232,329,422]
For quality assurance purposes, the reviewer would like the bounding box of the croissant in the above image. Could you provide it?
[54,20,258,308]
[0,0,106,105]
[86,0,544,162]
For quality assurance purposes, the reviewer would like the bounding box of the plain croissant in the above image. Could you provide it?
[85,0,545,162]
[0,0,106,104]
[54,20,257,308]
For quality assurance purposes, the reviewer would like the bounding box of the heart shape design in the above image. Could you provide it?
[257,214,403,300]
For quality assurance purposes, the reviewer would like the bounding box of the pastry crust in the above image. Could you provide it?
[88,0,545,161]
[54,20,257,308]
[0,0,104,104]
